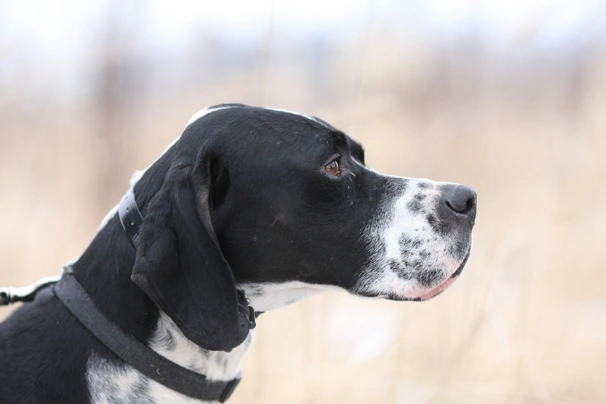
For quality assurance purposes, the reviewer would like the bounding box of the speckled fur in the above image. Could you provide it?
[87,313,254,404]
[354,177,469,300]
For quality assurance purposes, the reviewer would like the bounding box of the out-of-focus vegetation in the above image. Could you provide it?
[1,2,605,403]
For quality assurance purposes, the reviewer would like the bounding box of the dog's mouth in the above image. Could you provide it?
[415,273,460,301]
[385,247,471,302]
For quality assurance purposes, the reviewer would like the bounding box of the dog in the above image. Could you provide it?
[0,104,476,403]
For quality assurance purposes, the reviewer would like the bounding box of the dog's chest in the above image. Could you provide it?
[87,314,255,404]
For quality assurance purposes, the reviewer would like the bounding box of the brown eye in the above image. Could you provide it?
[325,160,341,176]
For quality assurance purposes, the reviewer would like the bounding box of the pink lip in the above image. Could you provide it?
[417,275,459,301]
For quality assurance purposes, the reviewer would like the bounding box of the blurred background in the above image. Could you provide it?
[1,0,605,403]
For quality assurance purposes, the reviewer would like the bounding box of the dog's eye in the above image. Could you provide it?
[325,160,341,176]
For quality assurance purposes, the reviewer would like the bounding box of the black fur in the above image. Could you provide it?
[0,105,390,403]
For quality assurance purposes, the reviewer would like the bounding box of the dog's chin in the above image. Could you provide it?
[385,247,471,302]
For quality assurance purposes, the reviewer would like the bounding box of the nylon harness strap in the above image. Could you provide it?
[54,269,240,403]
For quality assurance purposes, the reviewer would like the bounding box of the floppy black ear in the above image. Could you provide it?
[131,154,240,351]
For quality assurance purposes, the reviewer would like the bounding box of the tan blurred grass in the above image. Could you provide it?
[1,46,606,403]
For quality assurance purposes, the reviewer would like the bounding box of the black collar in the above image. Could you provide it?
[54,268,240,402]
[61,187,248,402]
[118,186,144,248]
[113,186,253,400]
[3,278,240,402]
[2,187,253,401]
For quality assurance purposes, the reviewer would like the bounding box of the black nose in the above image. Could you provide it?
[439,184,477,221]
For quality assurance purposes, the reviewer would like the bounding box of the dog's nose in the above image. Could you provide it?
[439,184,477,222]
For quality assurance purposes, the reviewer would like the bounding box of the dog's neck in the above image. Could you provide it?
[73,179,330,394]
[75,215,253,402]
[74,214,159,342]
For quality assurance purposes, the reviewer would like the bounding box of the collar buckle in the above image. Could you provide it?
[219,371,242,403]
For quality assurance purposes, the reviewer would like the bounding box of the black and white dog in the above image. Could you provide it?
[0,104,476,403]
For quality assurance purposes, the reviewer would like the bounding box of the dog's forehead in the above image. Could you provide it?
[184,105,348,158]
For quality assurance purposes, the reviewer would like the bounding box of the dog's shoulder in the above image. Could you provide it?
[0,289,95,403]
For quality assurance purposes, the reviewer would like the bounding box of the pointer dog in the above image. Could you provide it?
[0,104,476,403]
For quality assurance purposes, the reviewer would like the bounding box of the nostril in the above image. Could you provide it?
[444,185,476,215]
[445,198,474,214]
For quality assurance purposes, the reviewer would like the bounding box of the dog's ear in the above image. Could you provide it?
[131,153,241,351]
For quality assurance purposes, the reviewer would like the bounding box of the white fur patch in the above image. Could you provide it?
[355,179,466,300]
[85,281,331,403]
[87,354,153,404]
[186,105,233,128]
[238,281,344,312]
[150,313,253,382]
[266,107,333,129]
[87,313,253,404]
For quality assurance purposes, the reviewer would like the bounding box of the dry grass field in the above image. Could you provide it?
[1,22,605,404]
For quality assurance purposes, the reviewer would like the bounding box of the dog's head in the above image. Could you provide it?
[130,104,476,351]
